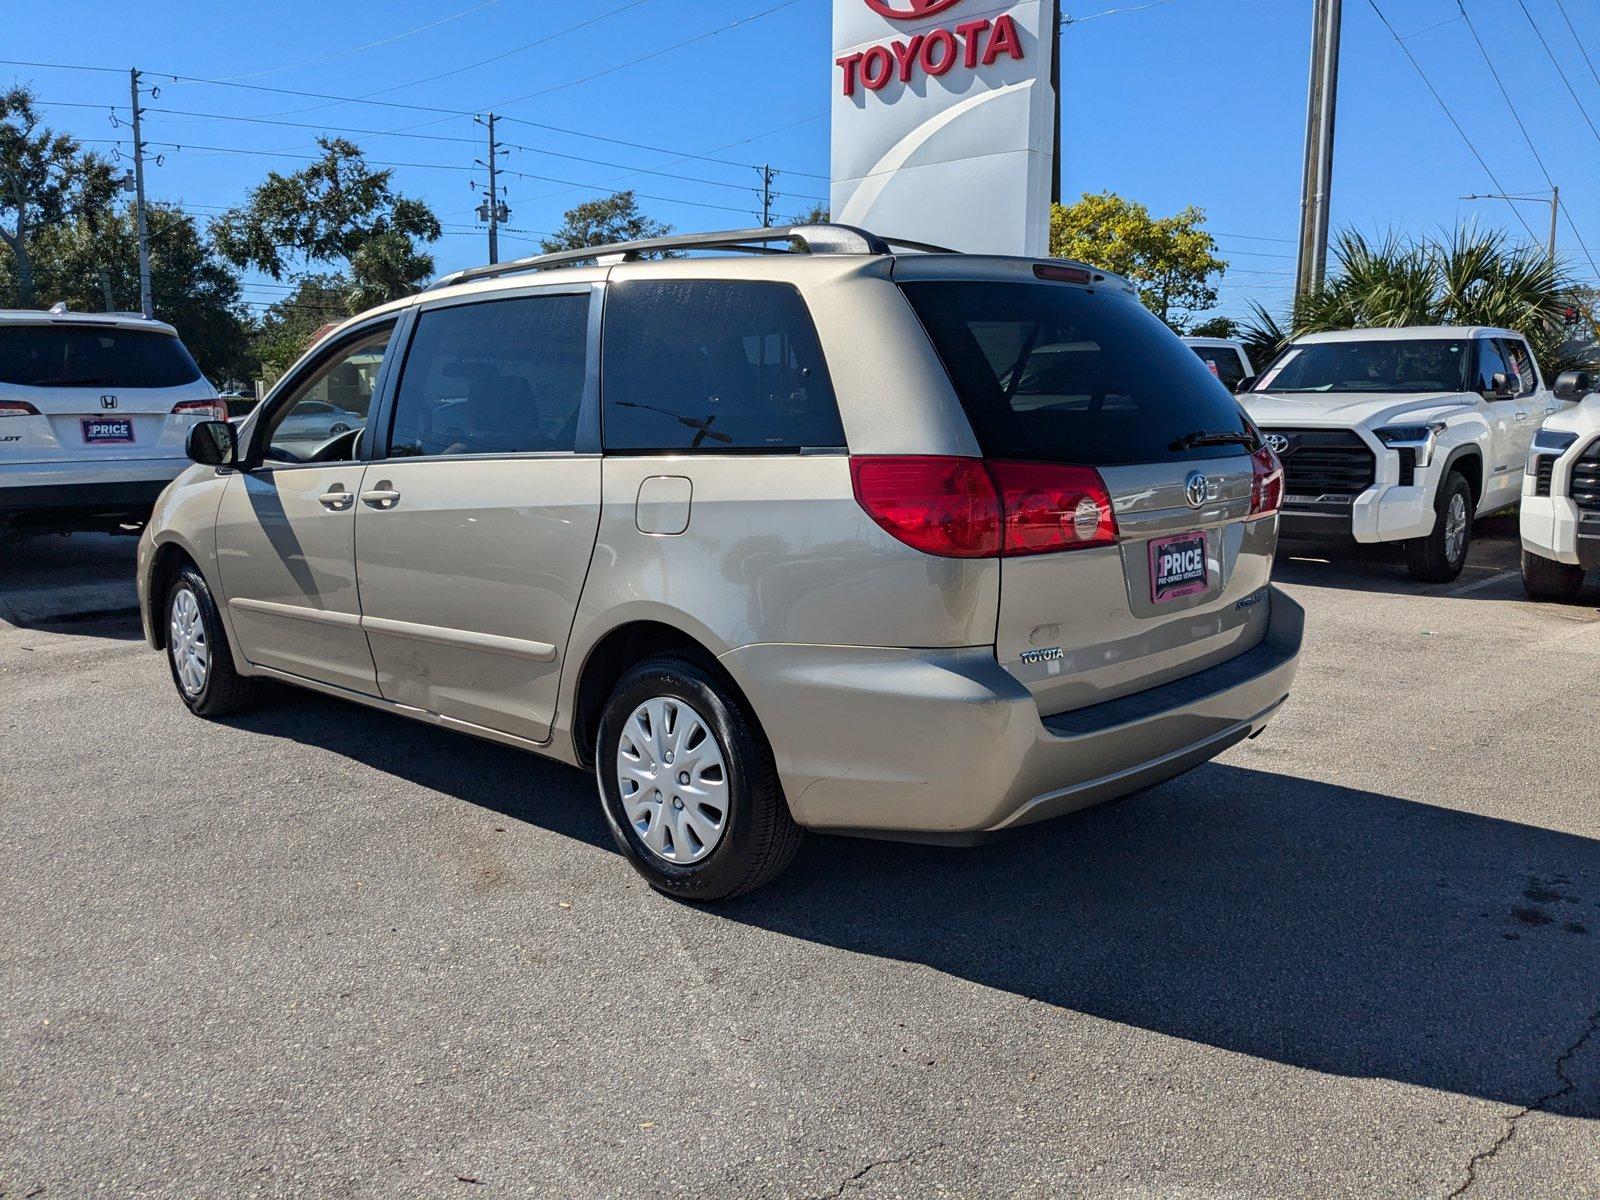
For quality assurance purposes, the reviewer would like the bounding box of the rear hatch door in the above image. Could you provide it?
[897,264,1276,715]
[0,319,216,463]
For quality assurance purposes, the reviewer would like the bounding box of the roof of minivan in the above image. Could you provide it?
[0,308,180,336]
[1293,325,1522,343]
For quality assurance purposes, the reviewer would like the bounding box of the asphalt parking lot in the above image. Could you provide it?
[2,521,1597,1199]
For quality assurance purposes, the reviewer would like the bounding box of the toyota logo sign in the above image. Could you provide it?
[1185,472,1210,509]
[1264,433,1290,455]
[864,0,963,19]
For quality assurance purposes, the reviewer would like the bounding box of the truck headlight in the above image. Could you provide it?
[1376,422,1447,469]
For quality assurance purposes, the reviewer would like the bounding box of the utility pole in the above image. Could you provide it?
[756,165,778,227]
[1461,187,1560,265]
[1295,0,1342,297]
[475,113,509,265]
[128,68,153,318]
[1050,0,1062,208]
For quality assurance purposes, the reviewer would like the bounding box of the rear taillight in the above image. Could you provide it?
[850,456,1002,558]
[0,400,41,417]
[989,461,1117,555]
[172,399,227,421]
[850,457,1118,558]
[1249,444,1283,518]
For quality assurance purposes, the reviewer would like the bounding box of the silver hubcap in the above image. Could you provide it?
[1444,492,1468,563]
[615,697,729,865]
[169,587,209,697]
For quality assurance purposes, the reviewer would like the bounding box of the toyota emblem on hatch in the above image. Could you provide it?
[1185,472,1210,509]
[1264,433,1290,455]
[864,0,963,19]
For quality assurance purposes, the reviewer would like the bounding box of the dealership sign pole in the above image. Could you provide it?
[830,0,1057,257]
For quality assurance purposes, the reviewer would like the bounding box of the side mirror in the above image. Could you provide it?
[186,420,238,467]
[1235,375,1257,395]
[1553,369,1595,402]
[1481,371,1517,400]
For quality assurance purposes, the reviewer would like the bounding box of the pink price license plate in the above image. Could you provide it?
[81,417,134,444]
[1149,531,1209,603]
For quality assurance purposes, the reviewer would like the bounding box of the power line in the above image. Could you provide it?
[1551,0,1600,92]
[1514,0,1600,145]
[213,0,507,82]
[1362,0,1541,245]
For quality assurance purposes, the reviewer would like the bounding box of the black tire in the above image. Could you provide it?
[163,563,258,718]
[1521,547,1586,602]
[595,655,801,902]
[1405,471,1474,583]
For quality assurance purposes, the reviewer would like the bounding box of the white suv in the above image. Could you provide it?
[0,307,223,536]
[1520,368,1599,600]
[1241,326,1560,581]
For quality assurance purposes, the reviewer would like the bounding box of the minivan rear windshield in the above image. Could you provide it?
[0,324,203,389]
[900,280,1254,466]
[1251,339,1470,394]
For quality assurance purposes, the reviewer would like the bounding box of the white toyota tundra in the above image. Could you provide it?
[1520,368,1600,601]
[1240,326,1561,582]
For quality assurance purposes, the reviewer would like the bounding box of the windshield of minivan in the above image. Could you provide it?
[900,280,1255,465]
[1253,339,1469,394]
[0,324,203,388]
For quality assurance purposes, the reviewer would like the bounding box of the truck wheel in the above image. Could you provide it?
[1405,471,1473,583]
[1521,548,1586,602]
[595,655,802,902]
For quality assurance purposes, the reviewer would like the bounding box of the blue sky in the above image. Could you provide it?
[5,0,1598,323]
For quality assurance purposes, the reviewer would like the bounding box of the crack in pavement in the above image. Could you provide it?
[1446,1002,1600,1198]
[811,1141,947,1199]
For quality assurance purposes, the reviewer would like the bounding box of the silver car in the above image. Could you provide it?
[138,224,1303,901]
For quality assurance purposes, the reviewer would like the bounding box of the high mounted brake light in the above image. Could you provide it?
[850,456,1118,558]
[1032,263,1100,285]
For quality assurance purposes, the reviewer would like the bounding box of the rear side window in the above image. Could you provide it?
[0,325,202,388]
[1190,345,1247,390]
[901,281,1251,465]
[602,280,844,453]
[1500,338,1539,396]
[389,293,589,457]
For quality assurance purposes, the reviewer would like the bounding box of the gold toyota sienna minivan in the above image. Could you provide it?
[138,225,1303,900]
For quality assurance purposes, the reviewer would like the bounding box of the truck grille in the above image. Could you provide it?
[1571,441,1600,512]
[1262,429,1376,500]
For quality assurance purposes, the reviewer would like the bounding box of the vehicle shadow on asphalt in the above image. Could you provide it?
[733,762,1600,1116]
[223,693,1599,1115]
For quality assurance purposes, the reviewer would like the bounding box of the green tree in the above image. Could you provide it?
[788,201,830,226]
[539,191,671,256]
[0,202,253,384]
[1049,191,1227,330]
[0,84,118,307]
[1187,316,1239,339]
[1273,228,1595,375]
[212,137,440,306]
[251,274,359,382]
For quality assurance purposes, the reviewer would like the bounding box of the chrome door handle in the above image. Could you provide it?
[361,484,401,509]
[318,485,353,510]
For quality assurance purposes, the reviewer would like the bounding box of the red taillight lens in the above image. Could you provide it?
[0,400,41,417]
[172,399,228,421]
[850,457,1119,558]
[990,461,1118,554]
[850,456,1002,558]
[1249,444,1283,517]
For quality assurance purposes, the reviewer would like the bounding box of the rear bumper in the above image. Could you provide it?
[721,587,1304,838]
[1,459,185,529]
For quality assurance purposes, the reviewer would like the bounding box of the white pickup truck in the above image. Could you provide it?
[1520,368,1600,600]
[1240,326,1561,582]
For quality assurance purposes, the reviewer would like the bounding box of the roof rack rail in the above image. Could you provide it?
[429,223,958,290]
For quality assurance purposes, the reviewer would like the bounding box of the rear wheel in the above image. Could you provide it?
[1521,547,1586,602]
[1405,471,1473,583]
[165,564,257,717]
[595,655,801,902]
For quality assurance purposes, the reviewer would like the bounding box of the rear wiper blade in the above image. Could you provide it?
[1170,429,1259,452]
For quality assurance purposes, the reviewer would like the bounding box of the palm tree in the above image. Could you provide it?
[1243,227,1597,375]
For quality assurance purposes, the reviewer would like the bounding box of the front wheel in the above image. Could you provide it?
[1521,548,1586,602]
[1405,471,1474,583]
[595,655,802,902]
[165,564,258,717]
